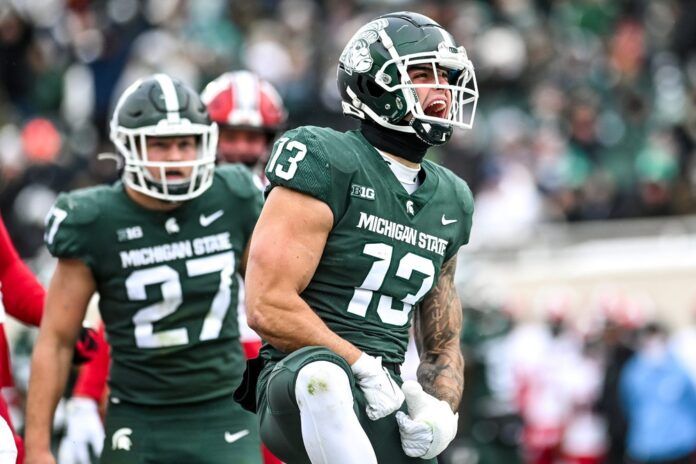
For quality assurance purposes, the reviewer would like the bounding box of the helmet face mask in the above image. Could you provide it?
[116,130,217,200]
[377,44,478,130]
[110,74,218,202]
[338,12,479,145]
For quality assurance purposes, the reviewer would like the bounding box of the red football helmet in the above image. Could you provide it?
[201,71,287,166]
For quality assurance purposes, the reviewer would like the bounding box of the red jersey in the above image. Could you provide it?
[0,216,45,464]
[0,216,44,386]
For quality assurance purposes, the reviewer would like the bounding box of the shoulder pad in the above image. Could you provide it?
[44,186,109,261]
[428,162,474,216]
[265,126,331,200]
[426,163,475,258]
[215,164,260,199]
[264,126,358,220]
[50,187,106,226]
[283,126,361,170]
[454,175,474,216]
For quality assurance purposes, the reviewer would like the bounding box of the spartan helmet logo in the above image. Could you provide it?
[165,217,180,235]
[111,428,133,451]
[339,18,388,75]
[406,200,415,215]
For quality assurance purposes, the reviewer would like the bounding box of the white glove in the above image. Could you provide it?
[58,397,105,464]
[395,380,458,460]
[350,352,405,420]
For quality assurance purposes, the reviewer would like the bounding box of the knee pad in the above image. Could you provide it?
[0,416,17,464]
[294,361,353,413]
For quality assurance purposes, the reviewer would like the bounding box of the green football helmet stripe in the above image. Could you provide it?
[153,73,182,123]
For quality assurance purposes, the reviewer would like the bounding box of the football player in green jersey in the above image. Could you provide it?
[25,74,264,464]
[240,11,478,464]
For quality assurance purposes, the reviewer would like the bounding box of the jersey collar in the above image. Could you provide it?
[354,131,440,219]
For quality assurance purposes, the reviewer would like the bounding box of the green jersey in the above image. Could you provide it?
[262,127,473,364]
[45,165,263,405]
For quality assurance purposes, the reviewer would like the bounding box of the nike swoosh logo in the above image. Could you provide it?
[200,210,224,227]
[224,429,250,444]
[441,214,457,225]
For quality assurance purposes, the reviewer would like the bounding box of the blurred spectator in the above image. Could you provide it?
[508,287,604,464]
[671,302,696,387]
[620,322,696,464]
[595,291,647,464]
[633,129,680,216]
[0,118,78,257]
[459,278,523,464]
[0,11,37,116]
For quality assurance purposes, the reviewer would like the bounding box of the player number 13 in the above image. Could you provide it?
[347,243,434,326]
[266,137,307,180]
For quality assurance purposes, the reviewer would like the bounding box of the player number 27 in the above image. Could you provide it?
[125,252,234,348]
[347,243,434,326]
[266,137,307,180]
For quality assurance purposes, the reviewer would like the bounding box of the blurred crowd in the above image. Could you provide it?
[0,0,695,257]
[454,284,696,464]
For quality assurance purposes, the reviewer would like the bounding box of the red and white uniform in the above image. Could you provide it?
[0,217,45,464]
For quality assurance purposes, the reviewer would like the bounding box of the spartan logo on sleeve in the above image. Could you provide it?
[339,18,388,75]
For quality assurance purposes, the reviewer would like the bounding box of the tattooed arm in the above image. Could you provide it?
[414,255,464,412]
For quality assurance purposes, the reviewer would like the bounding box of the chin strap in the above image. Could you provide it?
[410,118,452,146]
[346,78,453,152]
[360,121,431,164]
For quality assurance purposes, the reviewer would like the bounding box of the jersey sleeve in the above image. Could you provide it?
[245,188,264,244]
[44,191,100,268]
[216,164,265,245]
[443,177,474,262]
[264,127,341,218]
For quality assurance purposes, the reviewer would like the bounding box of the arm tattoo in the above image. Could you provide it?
[414,256,464,411]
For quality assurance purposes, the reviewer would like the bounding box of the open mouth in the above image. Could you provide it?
[424,99,448,119]
[165,169,186,181]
